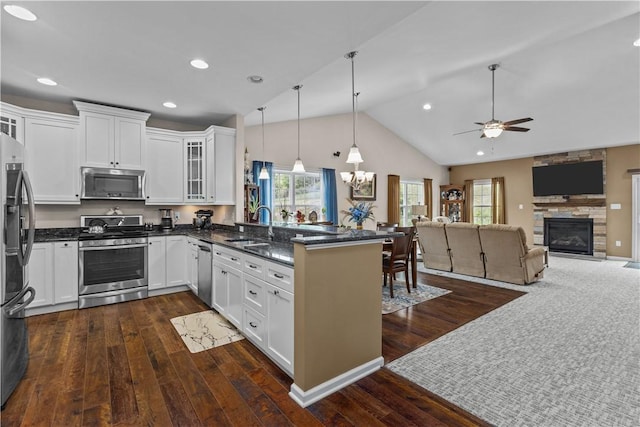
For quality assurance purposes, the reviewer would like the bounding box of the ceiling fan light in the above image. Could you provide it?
[346,146,363,164]
[483,127,503,138]
[292,158,305,173]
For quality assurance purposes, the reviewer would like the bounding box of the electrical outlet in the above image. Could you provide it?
[296,234,303,238]
[174,212,180,220]
[239,225,244,233]
[518,204,524,210]
[615,240,622,247]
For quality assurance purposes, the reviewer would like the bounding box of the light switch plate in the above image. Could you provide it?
[615,240,622,247]
[610,203,621,210]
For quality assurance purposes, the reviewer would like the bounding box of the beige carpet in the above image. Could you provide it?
[170,310,244,353]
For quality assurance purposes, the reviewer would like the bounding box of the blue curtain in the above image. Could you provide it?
[322,168,338,225]
[252,160,273,223]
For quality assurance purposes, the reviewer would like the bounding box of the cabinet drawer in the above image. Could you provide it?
[243,254,265,279]
[212,245,243,268]
[243,307,265,350]
[243,275,266,315]
[266,263,294,293]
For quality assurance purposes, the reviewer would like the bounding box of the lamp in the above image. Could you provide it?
[257,106,269,180]
[483,120,504,138]
[342,51,373,190]
[292,85,305,173]
[411,205,429,222]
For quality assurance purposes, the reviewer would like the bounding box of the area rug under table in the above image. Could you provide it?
[382,282,451,314]
[170,310,244,353]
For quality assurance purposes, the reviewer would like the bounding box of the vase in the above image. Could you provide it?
[356,222,363,230]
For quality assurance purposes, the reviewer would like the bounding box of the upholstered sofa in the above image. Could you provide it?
[415,222,545,285]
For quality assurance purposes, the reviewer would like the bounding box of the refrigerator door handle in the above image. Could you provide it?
[15,170,36,267]
[4,286,36,317]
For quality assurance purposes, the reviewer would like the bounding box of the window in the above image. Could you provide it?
[273,168,322,220]
[400,181,424,226]
[473,179,492,225]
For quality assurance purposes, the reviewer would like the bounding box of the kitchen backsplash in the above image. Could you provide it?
[34,201,235,228]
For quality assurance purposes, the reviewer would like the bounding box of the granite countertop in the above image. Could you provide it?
[34,223,399,267]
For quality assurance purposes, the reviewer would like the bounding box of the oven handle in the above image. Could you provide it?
[79,243,148,252]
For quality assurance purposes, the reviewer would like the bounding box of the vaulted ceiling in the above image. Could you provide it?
[2,1,638,166]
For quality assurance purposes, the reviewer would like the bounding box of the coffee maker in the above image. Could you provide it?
[159,208,174,230]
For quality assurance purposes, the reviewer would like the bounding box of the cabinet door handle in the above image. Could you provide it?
[64,243,68,247]
[269,289,280,296]
[215,252,221,256]
[115,162,119,166]
[249,321,257,328]
[110,161,114,165]
[274,273,284,279]
[249,290,257,295]
[231,257,238,261]
[248,264,257,269]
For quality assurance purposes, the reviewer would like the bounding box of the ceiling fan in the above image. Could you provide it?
[454,64,533,138]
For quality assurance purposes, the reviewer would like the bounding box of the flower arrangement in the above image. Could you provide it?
[341,198,375,227]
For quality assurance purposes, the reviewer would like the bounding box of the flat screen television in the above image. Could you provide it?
[532,160,603,196]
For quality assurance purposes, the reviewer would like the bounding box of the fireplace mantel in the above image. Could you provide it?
[533,199,606,208]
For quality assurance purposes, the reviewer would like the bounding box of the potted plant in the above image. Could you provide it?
[341,199,375,229]
[248,194,260,222]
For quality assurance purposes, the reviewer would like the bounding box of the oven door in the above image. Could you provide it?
[79,243,148,295]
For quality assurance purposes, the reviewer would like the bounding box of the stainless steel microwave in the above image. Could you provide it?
[81,167,146,200]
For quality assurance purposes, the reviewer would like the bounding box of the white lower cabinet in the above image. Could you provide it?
[148,235,189,291]
[27,241,79,310]
[187,238,199,294]
[166,236,188,287]
[242,258,294,376]
[213,258,242,329]
[148,236,167,290]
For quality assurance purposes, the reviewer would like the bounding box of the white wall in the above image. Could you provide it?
[244,112,447,229]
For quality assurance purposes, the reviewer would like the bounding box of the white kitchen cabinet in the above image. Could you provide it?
[208,129,236,204]
[145,129,184,204]
[53,241,78,304]
[187,238,199,294]
[166,235,188,287]
[212,244,243,328]
[147,236,167,290]
[74,101,150,169]
[184,137,206,203]
[265,282,294,374]
[241,257,294,376]
[27,243,54,308]
[27,241,79,310]
[0,102,24,142]
[24,115,80,204]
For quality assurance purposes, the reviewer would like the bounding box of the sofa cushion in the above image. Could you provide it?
[415,222,452,271]
[445,222,485,277]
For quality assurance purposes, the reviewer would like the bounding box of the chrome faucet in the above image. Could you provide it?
[253,205,274,240]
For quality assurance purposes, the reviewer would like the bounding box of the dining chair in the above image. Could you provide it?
[376,222,398,232]
[382,226,416,298]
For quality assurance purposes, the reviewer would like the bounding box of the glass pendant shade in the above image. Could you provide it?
[346,146,363,164]
[259,165,269,180]
[292,158,305,173]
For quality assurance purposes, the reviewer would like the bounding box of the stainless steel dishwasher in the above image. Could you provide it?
[197,243,212,307]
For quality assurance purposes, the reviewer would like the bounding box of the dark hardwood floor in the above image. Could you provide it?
[2,272,524,426]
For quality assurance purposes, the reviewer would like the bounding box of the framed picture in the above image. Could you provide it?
[350,174,376,200]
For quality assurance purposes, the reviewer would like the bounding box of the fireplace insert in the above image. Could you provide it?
[544,218,593,256]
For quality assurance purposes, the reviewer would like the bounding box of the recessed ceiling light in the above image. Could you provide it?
[3,5,37,21]
[634,38,640,47]
[190,59,209,69]
[163,101,177,108]
[36,77,57,86]
[247,75,264,84]
[422,103,432,110]
[477,150,485,156]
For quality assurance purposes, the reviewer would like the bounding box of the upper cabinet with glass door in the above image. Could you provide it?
[0,102,25,143]
[74,101,150,170]
[184,136,206,202]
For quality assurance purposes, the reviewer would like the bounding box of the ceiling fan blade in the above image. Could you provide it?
[480,132,486,139]
[473,122,486,126]
[502,117,533,126]
[453,128,482,136]
[503,126,530,132]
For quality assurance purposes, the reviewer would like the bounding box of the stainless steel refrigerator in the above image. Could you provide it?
[1,133,36,408]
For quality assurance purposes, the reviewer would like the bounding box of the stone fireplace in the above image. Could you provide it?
[544,218,594,255]
[532,149,606,259]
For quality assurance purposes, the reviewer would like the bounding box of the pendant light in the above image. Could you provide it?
[258,106,269,180]
[292,85,305,173]
[341,51,373,189]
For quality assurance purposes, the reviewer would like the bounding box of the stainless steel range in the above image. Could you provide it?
[78,215,148,309]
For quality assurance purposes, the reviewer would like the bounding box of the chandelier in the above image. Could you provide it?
[292,85,305,173]
[340,51,374,190]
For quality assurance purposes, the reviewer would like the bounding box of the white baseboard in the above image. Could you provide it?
[288,356,384,408]
[26,301,77,316]
[606,255,633,262]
